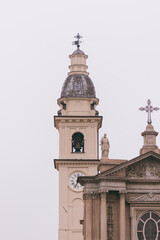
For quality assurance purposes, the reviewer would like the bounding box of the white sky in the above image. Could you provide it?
[1,0,160,239]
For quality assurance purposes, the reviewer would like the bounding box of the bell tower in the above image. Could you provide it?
[54,34,102,240]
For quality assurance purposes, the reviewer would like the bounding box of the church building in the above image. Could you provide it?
[55,35,160,240]
[79,122,160,240]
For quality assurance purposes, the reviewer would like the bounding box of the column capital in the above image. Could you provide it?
[119,190,127,198]
[83,192,100,200]
[83,193,92,200]
[91,192,100,199]
[100,191,108,198]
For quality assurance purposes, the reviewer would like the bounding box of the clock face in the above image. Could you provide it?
[69,172,84,190]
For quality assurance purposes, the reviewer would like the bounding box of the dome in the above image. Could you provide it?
[72,49,85,55]
[61,74,96,98]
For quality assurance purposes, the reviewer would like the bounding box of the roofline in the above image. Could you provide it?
[78,151,160,185]
[57,97,100,102]
[100,151,160,177]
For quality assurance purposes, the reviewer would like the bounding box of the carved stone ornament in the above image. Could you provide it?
[107,203,114,240]
[83,192,100,200]
[91,192,100,199]
[136,210,145,220]
[130,207,160,220]
[127,193,160,202]
[119,191,126,198]
[100,191,107,198]
[126,159,160,179]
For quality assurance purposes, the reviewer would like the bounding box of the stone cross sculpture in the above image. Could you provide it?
[100,133,110,158]
[139,99,159,124]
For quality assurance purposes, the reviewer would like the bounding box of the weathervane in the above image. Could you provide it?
[72,33,82,49]
[139,99,159,124]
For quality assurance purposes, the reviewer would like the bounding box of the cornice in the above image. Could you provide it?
[78,175,127,185]
[54,159,99,170]
[54,115,103,128]
[79,175,160,185]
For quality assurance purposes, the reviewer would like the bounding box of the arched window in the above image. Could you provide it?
[137,211,160,240]
[72,132,84,153]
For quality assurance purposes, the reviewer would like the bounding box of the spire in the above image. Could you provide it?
[68,33,88,76]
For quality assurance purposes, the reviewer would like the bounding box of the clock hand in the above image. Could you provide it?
[75,180,78,187]
[75,177,79,187]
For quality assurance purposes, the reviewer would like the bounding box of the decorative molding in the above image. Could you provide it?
[83,193,92,200]
[107,203,114,240]
[130,206,160,220]
[127,193,160,202]
[54,116,102,127]
[91,192,100,199]
[83,192,100,200]
[119,190,126,198]
[54,159,99,169]
[100,191,107,198]
[136,210,144,220]
[126,159,160,179]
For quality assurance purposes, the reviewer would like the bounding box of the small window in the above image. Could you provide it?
[137,211,160,240]
[72,132,84,153]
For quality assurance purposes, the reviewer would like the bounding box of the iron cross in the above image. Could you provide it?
[72,33,82,49]
[139,99,159,124]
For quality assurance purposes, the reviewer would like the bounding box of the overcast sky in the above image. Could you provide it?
[1,0,160,239]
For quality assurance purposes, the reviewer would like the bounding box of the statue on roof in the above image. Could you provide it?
[100,133,110,159]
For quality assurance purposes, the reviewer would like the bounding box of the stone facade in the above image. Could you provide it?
[79,151,160,240]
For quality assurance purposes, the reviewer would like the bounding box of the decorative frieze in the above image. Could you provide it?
[127,192,160,203]
[126,159,160,179]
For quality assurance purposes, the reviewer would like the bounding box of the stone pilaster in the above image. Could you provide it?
[119,191,126,240]
[100,192,107,240]
[83,193,92,240]
[92,193,100,240]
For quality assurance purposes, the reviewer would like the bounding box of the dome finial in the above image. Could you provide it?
[72,33,83,49]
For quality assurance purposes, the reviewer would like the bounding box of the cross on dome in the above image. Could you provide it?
[72,33,83,49]
[139,99,159,124]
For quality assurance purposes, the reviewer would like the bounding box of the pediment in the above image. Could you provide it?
[126,158,160,179]
[100,151,160,180]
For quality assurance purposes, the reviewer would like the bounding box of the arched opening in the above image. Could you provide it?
[137,211,160,240]
[72,132,84,153]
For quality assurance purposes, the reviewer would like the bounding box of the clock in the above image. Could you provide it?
[69,172,84,190]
